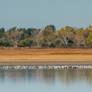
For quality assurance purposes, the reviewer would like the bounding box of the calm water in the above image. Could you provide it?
[0,69,92,92]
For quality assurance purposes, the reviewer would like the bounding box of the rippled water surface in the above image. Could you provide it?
[0,68,92,92]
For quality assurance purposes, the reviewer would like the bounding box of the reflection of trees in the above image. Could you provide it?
[56,69,78,85]
[78,69,92,85]
[0,69,92,85]
[0,70,5,83]
[38,70,55,84]
[57,69,92,85]
[3,70,28,82]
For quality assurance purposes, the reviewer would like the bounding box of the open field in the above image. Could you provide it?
[0,48,92,65]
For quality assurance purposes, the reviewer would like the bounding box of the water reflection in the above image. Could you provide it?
[0,69,92,85]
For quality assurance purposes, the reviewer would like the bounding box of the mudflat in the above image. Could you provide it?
[0,48,92,65]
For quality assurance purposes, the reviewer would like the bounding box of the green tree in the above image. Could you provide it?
[86,33,92,47]
[0,28,5,38]
[18,38,33,47]
[48,43,56,48]
[56,26,75,47]
[0,39,13,47]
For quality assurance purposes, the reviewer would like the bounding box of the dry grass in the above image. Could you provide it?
[0,48,92,65]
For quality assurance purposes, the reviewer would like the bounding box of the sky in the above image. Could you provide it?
[0,0,92,30]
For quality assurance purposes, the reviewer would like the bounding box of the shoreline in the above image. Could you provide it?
[0,48,92,65]
[0,60,92,65]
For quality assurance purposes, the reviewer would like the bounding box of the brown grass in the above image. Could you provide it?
[0,48,92,65]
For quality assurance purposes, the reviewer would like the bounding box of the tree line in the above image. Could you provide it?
[0,25,92,48]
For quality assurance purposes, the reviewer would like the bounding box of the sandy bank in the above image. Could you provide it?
[0,48,92,65]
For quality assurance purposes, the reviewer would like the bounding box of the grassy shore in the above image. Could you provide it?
[0,48,92,65]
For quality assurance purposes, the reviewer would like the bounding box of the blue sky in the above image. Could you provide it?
[0,0,92,29]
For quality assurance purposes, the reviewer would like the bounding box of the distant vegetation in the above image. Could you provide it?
[1,25,92,48]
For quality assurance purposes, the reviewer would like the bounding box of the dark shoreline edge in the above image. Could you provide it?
[0,65,92,70]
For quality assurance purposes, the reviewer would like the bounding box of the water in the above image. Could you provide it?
[0,68,92,92]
